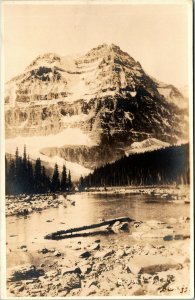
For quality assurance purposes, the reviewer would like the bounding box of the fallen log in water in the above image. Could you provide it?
[44,217,134,240]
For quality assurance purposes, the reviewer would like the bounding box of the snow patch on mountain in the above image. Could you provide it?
[6,128,94,179]
[125,138,170,155]
[43,156,92,180]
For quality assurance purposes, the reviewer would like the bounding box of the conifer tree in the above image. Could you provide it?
[23,145,27,168]
[61,164,67,192]
[51,163,60,192]
[79,175,85,191]
[67,170,72,191]
[34,158,42,193]
[27,156,34,193]
[42,166,50,193]
[7,159,16,194]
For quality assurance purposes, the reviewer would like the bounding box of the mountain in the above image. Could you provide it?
[5,44,189,179]
[124,138,170,155]
[82,144,190,187]
[151,77,188,109]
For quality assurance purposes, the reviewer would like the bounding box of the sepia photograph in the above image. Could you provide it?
[1,0,194,298]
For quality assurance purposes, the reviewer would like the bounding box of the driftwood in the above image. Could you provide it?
[44,217,134,240]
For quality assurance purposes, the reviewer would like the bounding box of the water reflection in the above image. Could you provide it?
[7,193,189,249]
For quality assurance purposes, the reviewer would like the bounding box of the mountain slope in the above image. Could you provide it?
[82,144,190,187]
[5,44,189,178]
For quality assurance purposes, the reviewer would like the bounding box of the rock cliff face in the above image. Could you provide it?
[40,145,125,169]
[5,44,188,174]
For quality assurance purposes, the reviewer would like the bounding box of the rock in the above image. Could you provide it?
[21,248,28,252]
[20,245,27,249]
[61,273,81,291]
[87,279,99,288]
[128,255,183,275]
[40,263,45,268]
[95,249,114,259]
[38,247,49,254]
[179,216,190,223]
[45,270,59,278]
[80,264,92,274]
[155,245,165,249]
[86,286,99,295]
[79,251,91,259]
[111,221,129,233]
[115,249,125,259]
[116,278,123,287]
[163,235,174,241]
[53,251,61,257]
[95,239,101,243]
[90,243,100,251]
[7,264,44,282]
[73,245,82,250]
[61,267,81,275]
[80,285,98,296]
[175,234,184,240]
[131,286,146,296]
[119,222,129,231]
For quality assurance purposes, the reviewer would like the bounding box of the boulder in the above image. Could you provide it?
[53,251,61,257]
[131,286,146,296]
[80,264,92,274]
[111,221,129,233]
[61,267,81,275]
[94,249,114,259]
[87,279,99,288]
[90,243,100,251]
[38,247,49,254]
[20,245,27,249]
[61,273,81,291]
[7,264,44,282]
[120,222,129,231]
[45,270,59,278]
[115,249,125,259]
[79,251,91,259]
[127,255,183,275]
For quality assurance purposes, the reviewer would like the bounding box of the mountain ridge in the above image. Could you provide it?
[5,44,189,178]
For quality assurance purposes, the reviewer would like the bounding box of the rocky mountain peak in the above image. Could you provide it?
[80,43,136,66]
[25,53,62,72]
[5,44,187,147]
[5,44,188,179]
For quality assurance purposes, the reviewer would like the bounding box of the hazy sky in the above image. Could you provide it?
[3,1,191,87]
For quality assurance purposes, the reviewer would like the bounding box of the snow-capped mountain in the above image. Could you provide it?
[5,44,188,178]
[125,138,170,155]
[151,77,188,110]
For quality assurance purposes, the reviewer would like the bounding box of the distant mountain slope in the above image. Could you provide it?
[125,138,170,155]
[82,144,189,187]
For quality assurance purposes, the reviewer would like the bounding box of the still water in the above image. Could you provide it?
[7,192,189,253]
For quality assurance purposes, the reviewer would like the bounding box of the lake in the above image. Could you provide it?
[7,192,189,255]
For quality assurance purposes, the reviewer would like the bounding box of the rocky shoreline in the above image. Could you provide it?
[6,194,68,217]
[6,213,191,297]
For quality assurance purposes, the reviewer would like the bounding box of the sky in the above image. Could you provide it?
[2,1,192,87]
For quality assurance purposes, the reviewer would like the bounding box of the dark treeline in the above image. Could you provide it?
[5,146,72,195]
[79,144,190,189]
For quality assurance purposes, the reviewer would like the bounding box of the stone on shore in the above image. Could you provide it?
[61,273,81,290]
[7,264,44,282]
[94,249,114,259]
[127,255,183,275]
[61,267,81,275]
